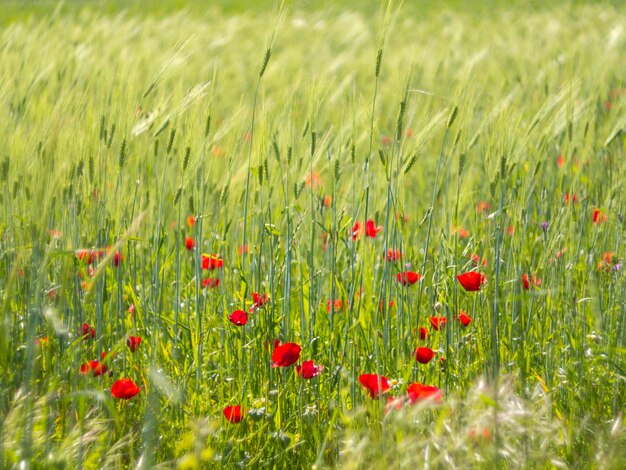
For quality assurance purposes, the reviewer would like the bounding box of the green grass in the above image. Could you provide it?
[1,0,625,468]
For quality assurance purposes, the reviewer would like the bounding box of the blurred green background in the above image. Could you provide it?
[3,0,625,26]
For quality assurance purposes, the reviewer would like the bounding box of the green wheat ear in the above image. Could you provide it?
[118,139,127,171]
[182,146,191,172]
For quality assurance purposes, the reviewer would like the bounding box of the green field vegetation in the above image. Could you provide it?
[1,0,625,468]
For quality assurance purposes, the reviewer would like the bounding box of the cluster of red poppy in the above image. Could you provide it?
[77,321,142,400]
[223,340,324,423]
[352,219,383,240]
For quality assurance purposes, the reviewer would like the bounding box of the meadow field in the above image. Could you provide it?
[0,0,625,468]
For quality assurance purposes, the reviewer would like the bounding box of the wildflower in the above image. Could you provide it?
[202,277,220,289]
[457,271,486,291]
[296,360,324,379]
[452,226,469,239]
[470,253,487,267]
[598,252,620,272]
[352,222,362,240]
[237,245,249,255]
[80,360,108,377]
[249,292,270,312]
[111,379,140,400]
[358,373,390,399]
[385,396,404,414]
[593,209,608,224]
[128,304,135,315]
[80,322,95,340]
[521,274,542,290]
[429,316,446,331]
[414,347,435,364]
[541,221,549,232]
[384,249,402,262]
[305,171,321,189]
[476,201,490,213]
[406,383,442,404]
[271,342,301,368]
[185,237,195,250]
[228,310,248,326]
[564,193,577,204]
[113,251,122,267]
[381,135,392,146]
[34,336,48,347]
[419,327,428,340]
[201,254,223,270]
[187,215,195,228]
[326,299,344,313]
[458,311,472,327]
[365,219,382,238]
[223,405,244,423]
[323,195,332,207]
[397,271,421,286]
[126,336,142,352]
[557,155,564,168]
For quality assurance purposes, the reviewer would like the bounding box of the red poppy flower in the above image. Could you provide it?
[35,336,48,347]
[128,304,135,315]
[111,378,140,400]
[201,254,223,270]
[470,253,487,267]
[419,326,428,340]
[593,209,607,224]
[202,277,220,289]
[365,219,382,238]
[564,193,577,204]
[397,271,421,286]
[113,251,123,267]
[384,249,402,262]
[80,322,95,340]
[506,226,515,236]
[296,360,324,379]
[323,195,332,208]
[185,237,195,251]
[326,299,344,313]
[456,272,486,291]
[187,215,195,228]
[469,427,492,440]
[381,135,392,146]
[429,317,446,331]
[228,310,248,326]
[127,336,142,352]
[385,396,403,414]
[458,311,472,327]
[305,171,321,189]
[452,226,469,239]
[237,244,249,255]
[358,373,390,399]
[476,201,490,213]
[406,383,442,404]
[557,155,565,168]
[352,222,362,240]
[521,274,542,290]
[249,292,270,312]
[598,252,620,271]
[223,405,244,423]
[271,342,301,368]
[80,360,108,377]
[413,347,435,364]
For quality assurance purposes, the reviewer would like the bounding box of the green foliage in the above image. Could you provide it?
[0,1,625,468]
